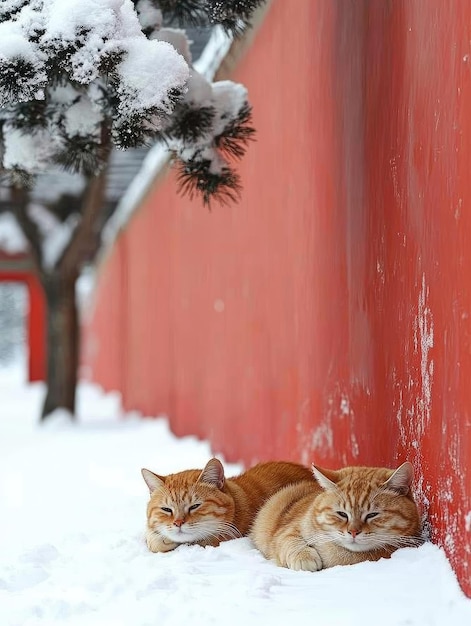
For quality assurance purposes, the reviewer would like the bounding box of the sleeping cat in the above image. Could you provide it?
[250,462,422,571]
[141,457,313,553]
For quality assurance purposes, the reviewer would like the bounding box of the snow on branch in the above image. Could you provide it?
[1,0,261,208]
[157,0,267,36]
[169,78,255,205]
[0,0,189,179]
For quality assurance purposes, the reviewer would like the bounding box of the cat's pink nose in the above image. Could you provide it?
[173,518,184,528]
[349,528,360,538]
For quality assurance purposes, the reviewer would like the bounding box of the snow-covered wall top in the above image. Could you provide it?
[102,26,233,249]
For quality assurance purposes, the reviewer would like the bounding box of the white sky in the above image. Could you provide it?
[0,373,470,626]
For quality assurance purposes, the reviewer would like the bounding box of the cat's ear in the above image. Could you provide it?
[383,461,414,495]
[198,458,225,489]
[141,468,165,493]
[312,465,338,491]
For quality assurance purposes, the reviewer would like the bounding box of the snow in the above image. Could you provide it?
[114,38,188,117]
[184,69,213,105]
[0,212,28,254]
[27,202,61,236]
[63,95,102,138]
[27,204,80,269]
[0,200,82,269]
[0,21,38,62]
[3,126,55,171]
[0,376,470,626]
[44,0,123,42]
[41,214,79,269]
[40,0,187,90]
[154,28,193,64]
[135,0,162,32]
[211,80,248,134]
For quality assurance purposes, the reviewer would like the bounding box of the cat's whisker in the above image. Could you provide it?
[389,536,423,545]
[303,529,424,551]
[362,534,424,549]
[195,525,241,543]
[189,520,242,542]
[196,530,225,543]
[303,532,339,546]
[216,523,243,540]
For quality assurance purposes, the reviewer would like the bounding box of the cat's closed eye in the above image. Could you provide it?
[161,507,172,514]
[189,503,201,511]
[365,512,379,521]
[336,511,348,519]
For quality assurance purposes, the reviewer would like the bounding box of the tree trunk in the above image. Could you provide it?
[41,271,79,420]
[10,158,109,422]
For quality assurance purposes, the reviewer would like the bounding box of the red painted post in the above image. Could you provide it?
[0,256,46,382]
[25,275,46,382]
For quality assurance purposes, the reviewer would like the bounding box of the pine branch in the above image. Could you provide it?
[156,0,267,33]
[204,0,267,36]
[164,103,216,144]
[0,167,35,189]
[54,135,109,176]
[0,0,29,21]
[175,156,241,206]
[97,49,126,76]
[214,102,255,160]
[111,113,159,149]
[44,28,93,80]
[9,100,48,131]
[157,0,206,27]
[0,58,45,107]
[205,0,266,21]
[110,87,184,149]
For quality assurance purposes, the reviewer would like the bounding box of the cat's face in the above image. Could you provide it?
[142,459,236,544]
[309,463,421,553]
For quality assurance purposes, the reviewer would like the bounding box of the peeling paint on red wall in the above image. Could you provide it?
[85,0,471,595]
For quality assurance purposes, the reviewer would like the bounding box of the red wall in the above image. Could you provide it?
[85,0,471,595]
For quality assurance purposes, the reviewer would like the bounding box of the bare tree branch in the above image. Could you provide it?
[58,164,109,279]
[9,185,44,275]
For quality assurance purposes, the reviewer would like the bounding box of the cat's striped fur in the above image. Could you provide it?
[250,462,422,571]
[141,458,313,553]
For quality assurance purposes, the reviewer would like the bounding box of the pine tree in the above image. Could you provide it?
[0,0,265,419]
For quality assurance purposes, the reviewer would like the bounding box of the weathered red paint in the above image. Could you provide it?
[84,1,471,595]
[0,253,45,381]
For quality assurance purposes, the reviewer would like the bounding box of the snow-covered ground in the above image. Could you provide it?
[1,375,470,626]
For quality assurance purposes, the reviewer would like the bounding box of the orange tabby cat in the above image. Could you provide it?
[141,458,313,553]
[250,462,422,571]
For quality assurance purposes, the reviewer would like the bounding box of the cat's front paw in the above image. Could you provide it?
[145,530,178,553]
[284,546,323,572]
